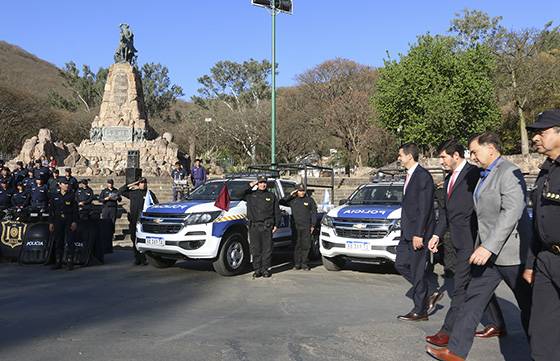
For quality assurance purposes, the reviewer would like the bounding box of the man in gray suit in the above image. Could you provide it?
[426,132,533,361]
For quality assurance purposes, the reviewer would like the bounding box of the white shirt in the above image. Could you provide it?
[447,159,467,194]
[404,162,419,194]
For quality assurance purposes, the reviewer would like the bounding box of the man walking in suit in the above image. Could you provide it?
[426,132,533,361]
[395,143,438,321]
[425,139,505,348]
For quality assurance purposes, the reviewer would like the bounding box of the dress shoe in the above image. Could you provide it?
[397,312,428,321]
[475,325,506,338]
[67,262,74,271]
[301,264,310,271]
[425,331,449,347]
[262,270,272,278]
[425,346,464,361]
[293,264,301,270]
[427,291,444,314]
[252,271,263,278]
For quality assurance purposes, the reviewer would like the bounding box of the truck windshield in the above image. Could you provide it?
[187,180,249,201]
[348,185,403,205]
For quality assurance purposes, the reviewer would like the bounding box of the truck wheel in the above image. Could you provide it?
[322,255,343,271]
[146,254,177,268]
[308,232,321,261]
[213,231,249,276]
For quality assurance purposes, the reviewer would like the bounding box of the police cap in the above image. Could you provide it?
[79,179,89,185]
[297,184,306,191]
[257,175,267,183]
[526,110,560,130]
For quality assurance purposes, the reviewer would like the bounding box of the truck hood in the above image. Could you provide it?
[145,200,242,214]
[327,204,401,220]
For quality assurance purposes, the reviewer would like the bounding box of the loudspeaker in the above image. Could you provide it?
[127,150,140,169]
[125,168,142,185]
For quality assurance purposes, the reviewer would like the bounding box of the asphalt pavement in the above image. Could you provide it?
[0,249,530,361]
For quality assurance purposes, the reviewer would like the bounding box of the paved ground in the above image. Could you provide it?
[0,249,530,361]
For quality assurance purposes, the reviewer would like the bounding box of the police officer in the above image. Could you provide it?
[11,182,30,211]
[0,179,13,211]
[99,179,121,224]
[30,177,49,210]
[171,161,188,201]
[525,110,560,361]
[49,179,79,270]
[281,184,317,270]
[62,168,78,192]
[23,169,35,194]
[244,176,281,278]
[47,168,61,197]
[32,159,50,181]
[0,167,14,190]
[119,178,159,265]
[13,161,26,184]
[76,179,95,220]
[191,159,207,188]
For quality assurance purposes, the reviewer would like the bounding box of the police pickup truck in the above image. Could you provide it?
[319,179,404,271]
[136,164,333,276]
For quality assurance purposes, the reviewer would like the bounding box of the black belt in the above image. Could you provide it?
[545,243,560,255]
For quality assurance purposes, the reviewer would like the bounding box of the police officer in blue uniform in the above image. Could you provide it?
[76,179,95,220]
[49,179,79,270]
[23,169,35,194]
[11,182,30,210]
[30,178,49,210]
[32,160,50,181]
[62,168,78,192]
[0,179,13,211]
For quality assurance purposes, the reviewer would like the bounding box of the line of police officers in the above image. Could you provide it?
[0,164,124,271]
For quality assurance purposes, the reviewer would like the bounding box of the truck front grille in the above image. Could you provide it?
[335,228,388,239]
[142,223,183,234]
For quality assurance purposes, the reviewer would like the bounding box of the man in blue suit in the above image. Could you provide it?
[395,143,438,321]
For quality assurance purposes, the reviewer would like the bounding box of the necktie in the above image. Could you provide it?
[447,171,457,199]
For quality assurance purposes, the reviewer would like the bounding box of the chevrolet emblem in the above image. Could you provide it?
[353,223,367,229]
[153,218,163,224]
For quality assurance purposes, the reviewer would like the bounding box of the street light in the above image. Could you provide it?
[251,0,293,165]
[205,117,212,152]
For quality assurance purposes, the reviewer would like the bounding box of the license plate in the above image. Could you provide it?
[345,240,369,251]
[146,237,165,247]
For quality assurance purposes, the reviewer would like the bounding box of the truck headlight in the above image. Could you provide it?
[391,219,401,231]
[321,215,334,228]
[184,211,222,225]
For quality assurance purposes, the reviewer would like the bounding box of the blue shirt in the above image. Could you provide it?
[475,156,501,199]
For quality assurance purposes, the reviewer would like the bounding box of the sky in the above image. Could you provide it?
[1,0,559,99]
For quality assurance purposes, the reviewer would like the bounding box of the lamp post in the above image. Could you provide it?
[205,117,212,152]
[251,0,293,165]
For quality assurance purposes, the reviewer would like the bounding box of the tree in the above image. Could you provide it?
[373,35,501,153]
[450,9,560,154]
[296,59,379,169]
[48,62,108,113]
[140,62,184,119]
[192,59,272,162]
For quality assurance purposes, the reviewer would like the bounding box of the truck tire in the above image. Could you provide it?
[322,255,343,271]
[213,231,250,276]
[146,254,177,268]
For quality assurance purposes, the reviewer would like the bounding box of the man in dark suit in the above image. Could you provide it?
[426,132,533,361]
[425,139,505,348]
[395,143,438,321]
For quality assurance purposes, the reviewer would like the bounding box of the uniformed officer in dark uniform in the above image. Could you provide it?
[244,176,281,278]
[32,160,50,181]
[119,178,159,265]
[47,168,60,197]
[23,169,35,194]
[49,179,79,270]
[525,110,560,361]
[76,179,95,220]
[11,182,30,210]
[171,161,189,201]
[0,179,13,211]
[30,177,49,210]
[281,184,317,270]
[0,167,14,190]
[99,179,121,224]
[62,168,78,192]
[12,161,26,185]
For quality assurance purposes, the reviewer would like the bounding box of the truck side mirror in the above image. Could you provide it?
[338,199,347,206]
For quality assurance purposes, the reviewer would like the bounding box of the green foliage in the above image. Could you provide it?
[140,62,184,119]
[373,35,500,152]
[48,62,107,112]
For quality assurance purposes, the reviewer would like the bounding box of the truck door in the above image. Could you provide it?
[267,180,291,243]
